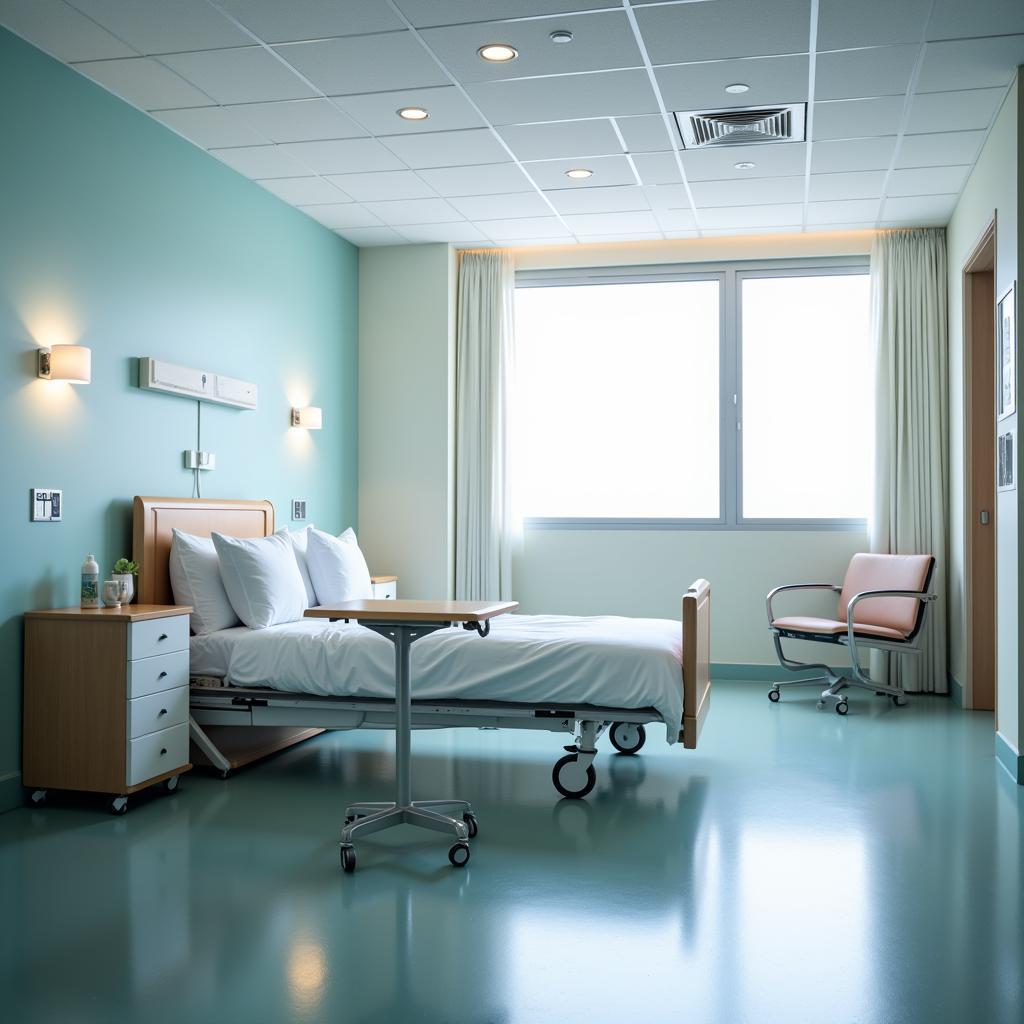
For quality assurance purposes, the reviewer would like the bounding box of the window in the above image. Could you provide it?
[515,259,871,528]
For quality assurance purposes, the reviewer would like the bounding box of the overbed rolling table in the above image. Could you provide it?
[305,599,518,872]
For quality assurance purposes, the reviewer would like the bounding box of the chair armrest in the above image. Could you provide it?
[845,589,938,651]
[766,583,841,627]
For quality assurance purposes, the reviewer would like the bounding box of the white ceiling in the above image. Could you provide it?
[2,0,1022,247]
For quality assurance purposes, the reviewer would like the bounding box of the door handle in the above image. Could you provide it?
[980,509,990,525]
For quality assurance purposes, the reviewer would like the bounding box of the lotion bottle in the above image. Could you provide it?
[80,554,100,608]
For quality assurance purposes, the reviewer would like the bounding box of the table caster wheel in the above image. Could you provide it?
[552,753,596,799]
[609,722,646,754]
[836,701,849,716]
[462,812,478,839]
[108,796,128,815]
[768,688,781,703]
[449,842,470,868]
[30,789,47,807]
[340,845,356,873]
[892,694,907,707]
[161,775,179,794]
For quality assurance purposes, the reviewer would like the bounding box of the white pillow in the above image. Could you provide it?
[284,524,318,606]
[306,527,373,605]
[169,529,240,635]
[211,530,308,629]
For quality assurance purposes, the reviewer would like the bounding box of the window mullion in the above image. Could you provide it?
[722,267,739,527]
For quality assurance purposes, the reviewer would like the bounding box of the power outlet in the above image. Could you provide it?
[184,450,216,470]
[292,499,307,521]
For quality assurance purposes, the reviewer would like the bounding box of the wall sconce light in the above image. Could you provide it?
[38,345,91,383]
[291,407,322,429]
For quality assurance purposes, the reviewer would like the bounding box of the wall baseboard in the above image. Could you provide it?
[711,663,844,681]
[995,732,1023,784]
[948,673,964,708]
[0,771,24,814]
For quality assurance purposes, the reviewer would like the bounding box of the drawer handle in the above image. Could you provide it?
[158,633,168,641]
[160,748,167,756]
[158,708,168,717]
[158,671,168,679]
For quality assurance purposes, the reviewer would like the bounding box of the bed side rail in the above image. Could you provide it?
[681,579,711,749]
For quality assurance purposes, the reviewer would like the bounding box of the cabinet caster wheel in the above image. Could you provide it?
[609,722,646,754]
[462,813,478,839]
[340,845,356,873]
[768,688,781,703]
[836,701,849,716]
[552,753,597,799]
[30,790,47,807]
[161,775,179,794]
[449,842,470,868]
[108,796,128,815]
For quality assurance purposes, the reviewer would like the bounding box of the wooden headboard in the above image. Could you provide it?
[133,496,275,605]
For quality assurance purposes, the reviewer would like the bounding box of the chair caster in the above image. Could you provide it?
[108,795,129,815]
[462,812,479,839]
[449,842,471,868]
[344,815,354,826]
[609,722,646,754]
[340,845,356,873]
[892,694,907,707]
[835,700,849,716]
[552,753,596,799]
[768,687,781,703]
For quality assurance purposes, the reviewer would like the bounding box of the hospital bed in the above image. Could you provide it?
[133,496,712,797]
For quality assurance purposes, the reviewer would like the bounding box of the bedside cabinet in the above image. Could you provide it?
[371,575,398,600]
[23,605,193,814]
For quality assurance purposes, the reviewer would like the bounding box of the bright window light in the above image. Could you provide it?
[515,281,720,518]
[741,273,871,519]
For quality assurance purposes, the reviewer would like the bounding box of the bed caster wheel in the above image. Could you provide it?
[609,722,646,755]
[816,701,825,710]
[30,789,47,807]
[552,753,597,799]
[892,694,907,707]
[108,796,129,815]
[462,813,479,839]
[161,775,179,795]
[219,769,231,780]
[340,845,356,873]
[449,842,471,868]
[836,701,849,716]
[768,687,781,703]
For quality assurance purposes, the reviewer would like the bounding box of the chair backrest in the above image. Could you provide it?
[837,553,935,637]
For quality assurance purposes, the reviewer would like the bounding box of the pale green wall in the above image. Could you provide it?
[947,74,1020,761]
[0,29,359,810]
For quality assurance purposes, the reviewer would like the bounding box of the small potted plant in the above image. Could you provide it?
[112,558,139,604]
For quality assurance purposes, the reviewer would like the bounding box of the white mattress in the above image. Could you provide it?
[200,614,685,743]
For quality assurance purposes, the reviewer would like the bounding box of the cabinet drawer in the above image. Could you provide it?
[128,650,189,699]
[129,615,189,660]
[129,686,188,739]
[128,722,188,786]
[371,580,397,600]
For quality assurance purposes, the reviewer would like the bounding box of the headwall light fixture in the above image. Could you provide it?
[478,43,518,62]
[291,406,323,429]
[725,83,750,94]
[38,345,91,383]
[397,106,429,121]
[565,168,593,179]
[734,161,756,170]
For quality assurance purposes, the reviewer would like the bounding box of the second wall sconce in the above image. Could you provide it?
[38,345,91,383]
[291,406,322,429]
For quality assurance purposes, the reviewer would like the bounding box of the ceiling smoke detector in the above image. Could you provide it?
[674,104,807,149]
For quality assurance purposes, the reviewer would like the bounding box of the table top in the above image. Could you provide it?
[305,599,519,623]
[25,604,191,623]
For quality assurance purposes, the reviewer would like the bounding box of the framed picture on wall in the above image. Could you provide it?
[998,430,1015,492]
[997,282,1016,420]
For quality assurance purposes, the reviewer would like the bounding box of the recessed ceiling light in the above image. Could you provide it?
[549,30,574,43]
[734,161,756,170]
[478,43,518,62]
[725,83,750,94]
[565,168,593,179]
[397,106,429,121]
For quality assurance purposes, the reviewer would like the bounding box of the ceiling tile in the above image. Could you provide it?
[361,197,464,225]
[544,185,651,215]
[656,54,809,112]
[161,47,315,105]
[562,211,661,235]
[466,69,658,125]
[917,36,1024,93]
[333,86,484,136]
[812,96,905,140]
[393,0,619,27]
[236,98,366,143]
[926,0,1024,41]
[0,0,136,61]
[381,128,509,168]
[153,105,268,148]
[636,0,811,64]
[681,141,807,180]
[655,209,698,231]
[692,174,805,206]
[698,203,804,228]
[905,88,1005,134]
[257,176,352,205]
[397,223,486,243]
[274,34,448,95]
[576,232,665,243]
[632,152,682,186]
[498,120,622,162]
[416,163,535,196]
[219,0,405,43]
[447,192,552,220]
[73,57,214,109]
[817,0,932,48]
[524,154,637,189]
[811,137,896,173]
[808,170,885,201]
[419,11,642,84]
[644,184,690,210]
[806,198,881,223]
[68,0,250,54]
[704,225,803,236]
[335,226,408,246]
[894,130,986,168]
[283,137,407,173]
[887,165,970,196]
[879,193,958,223]
[324,170,438,201]
[300,203,381,228]
[814,45,918,101]
[616,114,672,154]
[476,216,573,241]
[211,144,313,178]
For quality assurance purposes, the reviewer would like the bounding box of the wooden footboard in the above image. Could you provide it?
[681,579,711,749]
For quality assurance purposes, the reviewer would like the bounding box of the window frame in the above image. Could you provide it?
[516,255,870,531]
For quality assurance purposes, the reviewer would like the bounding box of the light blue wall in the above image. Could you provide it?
[0,29,359,810]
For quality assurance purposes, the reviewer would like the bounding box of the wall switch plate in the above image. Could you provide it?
[184,450,216,470]
[31,488,62,522]
[291,499,307,521]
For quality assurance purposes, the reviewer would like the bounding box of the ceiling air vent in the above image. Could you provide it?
[674,104,806,149]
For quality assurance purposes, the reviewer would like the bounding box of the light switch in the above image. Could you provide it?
[32,488,62,522]
[292,499,307,521]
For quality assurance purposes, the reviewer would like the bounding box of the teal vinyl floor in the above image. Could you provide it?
[1,679,1021,1024]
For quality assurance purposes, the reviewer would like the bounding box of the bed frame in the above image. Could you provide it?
[133,496,712,789]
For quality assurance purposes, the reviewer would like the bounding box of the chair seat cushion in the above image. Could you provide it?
[772,616,908,641]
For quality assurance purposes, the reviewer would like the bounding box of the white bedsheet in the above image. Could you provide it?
[222,614,685,743]
[190,626,250,678]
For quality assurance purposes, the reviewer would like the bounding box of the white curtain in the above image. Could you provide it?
[869,228,948,692]
[454,249,516,601]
